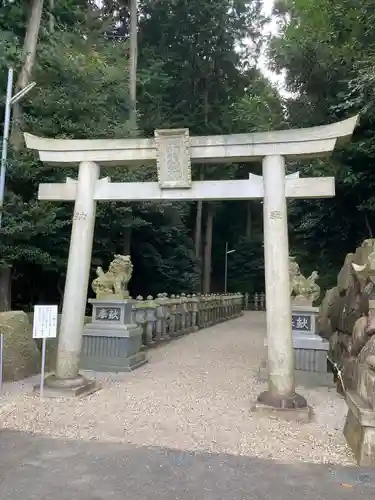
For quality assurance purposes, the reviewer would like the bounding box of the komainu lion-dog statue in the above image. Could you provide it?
[92,254,133,300]
[289,256,320,305]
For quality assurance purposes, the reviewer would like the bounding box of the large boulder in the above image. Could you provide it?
[337,253,355,293]
[0,311,40,381]
[316,286,339,340]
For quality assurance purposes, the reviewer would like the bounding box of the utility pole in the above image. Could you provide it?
[224,242,236,293]
[0,68,36,227]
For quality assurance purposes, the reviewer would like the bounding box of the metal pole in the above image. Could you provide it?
[0,68,14,228]
[40,337,46,399]
[224,241,228,293]
[0,333,3,390]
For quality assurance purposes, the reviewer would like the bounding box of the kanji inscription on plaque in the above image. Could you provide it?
[154,128,191,189]
[95,307,121,321]
[292,313,312,333]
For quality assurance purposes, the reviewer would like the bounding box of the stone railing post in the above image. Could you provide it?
[144,295,157,345]
[191,294,199,332]
[218,294,223,322]
[134,296,147,346]
[228,294,232,318]
[156,293,170,341]
[164,294,173,339]
[227,294,232,318]
[224,294,228,321]
[203,295,209,327]
[216,294,221,323]
[197,294,203,328]
[180,293,188,334]
[260,292,266,311]
[211,294,216,325]
[244,292,249,311]
[209,294,214,326]
[241,293,245,315]
[213,294,218,324]
[233,293,237,317]
[239,293,245,315]
[186,294,193,333]
[233,293,238,316]
[254,292,259,311]
[174,295,183,336]
[235,293,240,316]
[206,295,212,326]
[169,295,178,337]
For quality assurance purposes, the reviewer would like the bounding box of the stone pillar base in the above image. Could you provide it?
[81,299,148,372]
[344,390,375,466]
[251,391,313,422]
[33,373,100,398]
[81,324,148,372]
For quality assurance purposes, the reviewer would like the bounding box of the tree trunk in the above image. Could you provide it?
[122,0,138,257]
[128,0,138,133]
[365,213,373,238]
[203,204,215,294]
[49,0,55,34]
[245,201,252,239]
[123,226,132,255]
[1,0,44,311]
[11,0,44,149]
[194,168,204,259]
[0,267,12,312]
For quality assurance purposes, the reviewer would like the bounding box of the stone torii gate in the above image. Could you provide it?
[25,116,358,415]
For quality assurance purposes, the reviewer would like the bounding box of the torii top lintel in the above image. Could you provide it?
[24,115,359,167]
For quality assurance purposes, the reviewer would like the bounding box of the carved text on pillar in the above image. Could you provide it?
[73,211,88,221]
[269,210,282,220]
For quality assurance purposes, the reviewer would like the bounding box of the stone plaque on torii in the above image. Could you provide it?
[24,115,358,417]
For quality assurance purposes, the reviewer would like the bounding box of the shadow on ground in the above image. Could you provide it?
[0,429,374,499]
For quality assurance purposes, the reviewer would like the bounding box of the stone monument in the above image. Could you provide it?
[316,239,375,465]
[81,254,147,372]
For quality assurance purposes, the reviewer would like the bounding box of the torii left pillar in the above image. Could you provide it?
[45,161,100,394]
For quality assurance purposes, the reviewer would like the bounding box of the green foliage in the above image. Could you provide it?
[227,237,265,294]
[267,0,375,293]
[0,0,285,308]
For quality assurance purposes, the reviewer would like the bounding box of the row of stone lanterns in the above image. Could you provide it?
[132,293,244,347]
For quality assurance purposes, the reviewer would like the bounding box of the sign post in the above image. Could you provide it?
[0,333,3,390]
[32,305,58,399]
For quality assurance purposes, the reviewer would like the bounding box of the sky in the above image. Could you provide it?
[257,0,287,95]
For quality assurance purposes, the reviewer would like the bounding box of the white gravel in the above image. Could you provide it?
[0,312,354,465]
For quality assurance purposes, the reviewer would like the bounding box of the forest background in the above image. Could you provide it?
[0,0,374,311]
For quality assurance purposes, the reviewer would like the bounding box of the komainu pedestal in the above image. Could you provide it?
[81,299,147,372]
[81,255,147,372]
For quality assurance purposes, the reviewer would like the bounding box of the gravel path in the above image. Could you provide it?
[0,312,354,466]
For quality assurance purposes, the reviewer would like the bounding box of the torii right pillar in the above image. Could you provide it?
[254,154,310,419]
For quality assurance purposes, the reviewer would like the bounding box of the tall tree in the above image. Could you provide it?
[268,0,375,287]
[128,0,137,132]
[11,0,44,149]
